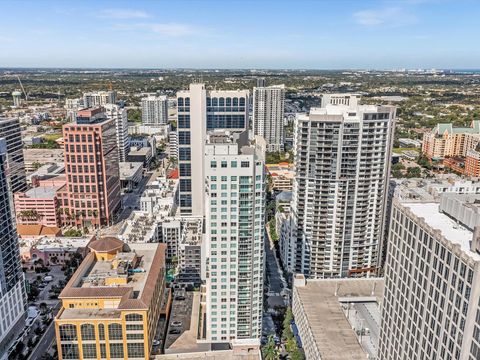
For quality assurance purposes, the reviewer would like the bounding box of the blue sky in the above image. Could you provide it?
[0,0,479,69]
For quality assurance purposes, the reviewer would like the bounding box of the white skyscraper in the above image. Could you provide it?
[289,95,395,278]
[104,104,129,162]
[141,95,168,125]
[83,90,116,108]
[204,131,265,343]
[176,83,250,216]
[379,194,480,360]
[253,84,285,152]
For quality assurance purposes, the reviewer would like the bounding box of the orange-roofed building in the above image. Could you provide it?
[54,237,168,360]
[17,224,62,238]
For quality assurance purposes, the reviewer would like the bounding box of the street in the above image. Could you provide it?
[264,228,287,296]
[27,302,61,360]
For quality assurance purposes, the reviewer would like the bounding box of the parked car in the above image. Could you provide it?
[171,321,182,327]
[169,329,181,334]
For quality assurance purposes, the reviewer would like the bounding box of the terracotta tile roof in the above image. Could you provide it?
[88,236,124,252]
[17,224,62,237]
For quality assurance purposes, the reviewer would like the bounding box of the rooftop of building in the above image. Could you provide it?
[294,277,384,360]
[129,146,151,156]
[156,350,261,360]
[304,103,394,120]
[22,186,59,199]
[119,162,143,179]
[180,217,203,246]
[19,235,94,252]
[17,224,62,237]
[433,120,480,135]
[58,239,166,311]
[391,175,480,201]
[401,201,480,260]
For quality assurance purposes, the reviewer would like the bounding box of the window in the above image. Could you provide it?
[59,324,77,341]
[178,131,191,145]
[179,148,191,161]
[125,313,143,322]
[221,161,227,168]
[126,333,144,340]
[109,343,124,359]
[100,344,107,358]
[108,323,123,340]
[126,324,143,331]
[241,161,249,168]
[82,343,97,359]
[180,179,192,192]
[231,161,237,168]
[81,323,95,341]
[98,324,105,340]
[127,343,145,358]
[178,115,190,128]
[179,163,191,176]
[61,344,79,359]
[211,161,217,168]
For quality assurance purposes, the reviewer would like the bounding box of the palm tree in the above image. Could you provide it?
[262,335,279,360]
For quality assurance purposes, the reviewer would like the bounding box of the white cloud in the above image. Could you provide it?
[353,7,417,27]
[112,22,201,37]
[98,9,150,19]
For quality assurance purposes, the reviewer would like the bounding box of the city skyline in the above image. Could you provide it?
[0,0,479,69]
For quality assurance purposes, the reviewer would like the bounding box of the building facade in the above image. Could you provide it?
[55,237,167,360]
[0,139,27,356]
[104,104,129,162]
[83,91,116,108]
[290,95,395,277]
[422,121,480,159]
[379,197,480,360]
[176,83,249,216]
[14,186,61,227]
[62,108,121,227]
[141,95,168,125]
[253,85,285,152]
[0,117,27,193]
[204,131,265,342]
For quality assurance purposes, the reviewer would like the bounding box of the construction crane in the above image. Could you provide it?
[16,75,28,101]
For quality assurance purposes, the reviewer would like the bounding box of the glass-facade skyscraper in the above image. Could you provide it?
[176,83,249,216]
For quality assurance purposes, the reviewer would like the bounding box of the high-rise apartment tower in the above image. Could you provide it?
[253,85,285,152]
[290,95,395,278]
[141,95,168,125]
[204,131,265,343]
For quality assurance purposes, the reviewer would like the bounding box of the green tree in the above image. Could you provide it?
[406,166,422,178]
[290,348,305,360]
[262,335,279,360]
[127,108,142,123]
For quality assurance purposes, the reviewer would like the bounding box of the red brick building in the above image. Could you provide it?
[61,108,121,228]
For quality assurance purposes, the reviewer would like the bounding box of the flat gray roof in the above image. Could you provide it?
[25,186,58,199]
[294,278,384,360]
[403,202,480,259]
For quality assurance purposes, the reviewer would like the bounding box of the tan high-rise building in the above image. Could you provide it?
[422,121,480,159]
[62,108,121,227]
[55,237,167,360]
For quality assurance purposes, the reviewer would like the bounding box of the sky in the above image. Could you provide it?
[0,0,479,69]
